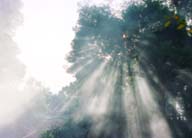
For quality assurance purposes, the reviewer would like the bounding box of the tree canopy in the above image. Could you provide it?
[41,0,192,138]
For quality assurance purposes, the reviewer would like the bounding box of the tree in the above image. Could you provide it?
[42,0,192,138]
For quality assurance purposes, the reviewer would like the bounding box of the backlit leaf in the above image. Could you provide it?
[164,21,171,27]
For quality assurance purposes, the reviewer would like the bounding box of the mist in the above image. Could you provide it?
[0,0,28,125]
[0,0,53,137]
[39,0,192,138]
[1,0,192,138]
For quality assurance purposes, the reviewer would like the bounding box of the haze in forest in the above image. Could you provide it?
[1,0,192,138]
[0,0,126,137]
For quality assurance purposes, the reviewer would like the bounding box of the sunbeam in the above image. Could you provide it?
[3,0,192,138]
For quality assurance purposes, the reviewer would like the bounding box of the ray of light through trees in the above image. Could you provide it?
[38,0,192,138]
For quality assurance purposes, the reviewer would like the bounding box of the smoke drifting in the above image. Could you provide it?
[0,0,26,125]
[0,0,42,129]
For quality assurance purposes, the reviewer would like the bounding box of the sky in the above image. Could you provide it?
[14,0,80,93]
[14,0,125,93]
[0,0,83,127]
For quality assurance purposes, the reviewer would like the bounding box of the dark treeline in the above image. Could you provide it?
[41,0,192,138]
